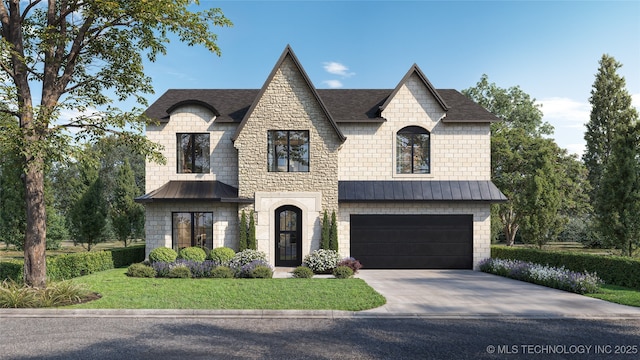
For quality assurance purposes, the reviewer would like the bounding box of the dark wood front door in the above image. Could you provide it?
[275,206,303,267]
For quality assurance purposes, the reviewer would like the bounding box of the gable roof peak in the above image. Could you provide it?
[380,63,450,113]
[231,45,346,142]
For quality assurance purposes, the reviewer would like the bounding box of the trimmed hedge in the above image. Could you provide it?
[1,245,145,282]
[47,252,114,280]
[110,245,145,268]
[0,260,23,282]
[492,246,640,289]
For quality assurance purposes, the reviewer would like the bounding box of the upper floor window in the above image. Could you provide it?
[267,130,309,172]
[177,133,210,173]
[396,126,430,174]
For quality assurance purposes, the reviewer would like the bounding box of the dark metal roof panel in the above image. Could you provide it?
[135,181,246,203]
[338,180,507,202]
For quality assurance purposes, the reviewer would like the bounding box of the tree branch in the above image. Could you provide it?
[20,0,42,23]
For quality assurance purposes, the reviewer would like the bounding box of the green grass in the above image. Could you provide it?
[587,284,640,307]
[67,268,386,311]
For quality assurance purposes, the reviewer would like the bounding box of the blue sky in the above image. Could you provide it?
[144,0,640,156]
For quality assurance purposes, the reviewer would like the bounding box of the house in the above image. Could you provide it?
[136,45,506,270]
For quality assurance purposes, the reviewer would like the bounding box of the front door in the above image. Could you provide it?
[275,205,302,267]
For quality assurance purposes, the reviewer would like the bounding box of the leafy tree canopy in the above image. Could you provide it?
[0,0,231,287]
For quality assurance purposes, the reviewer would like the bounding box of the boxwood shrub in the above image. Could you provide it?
[177,247,207,262]
[149,247,178,264]
[492,246,640,289]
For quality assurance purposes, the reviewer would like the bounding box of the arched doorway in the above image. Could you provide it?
[275,205,302,267]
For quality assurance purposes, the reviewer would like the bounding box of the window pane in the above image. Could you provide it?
[177,134,193,173]
[193,134,210,173]
[193,212,213,249]
[396,133,412,174]
[177,134,209,174]
[413,134,430,174]
[289,131,309,172]
[396,127,430,174]
[268,131,288,172]
[172,213,192,251]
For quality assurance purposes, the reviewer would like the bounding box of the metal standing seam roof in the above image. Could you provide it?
[134,181,253,203]
[338,180,508,202]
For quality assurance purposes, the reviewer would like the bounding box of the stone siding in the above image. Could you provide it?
[338,73,491,181]
[144,201,238,258]
[145,106,238,193]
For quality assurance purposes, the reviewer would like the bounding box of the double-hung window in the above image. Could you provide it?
[396,126,430,174]
[177,133,210,173]
[267,130,310,172]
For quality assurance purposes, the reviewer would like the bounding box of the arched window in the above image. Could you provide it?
[396,126,430,174]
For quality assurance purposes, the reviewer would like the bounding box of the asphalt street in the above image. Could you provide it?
[1,317,639,359]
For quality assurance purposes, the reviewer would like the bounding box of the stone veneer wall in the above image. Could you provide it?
[145,105,238,193]
[338,73,491,181]
[233,55,342,259]
[338,202,491,270]
[144,201,238,258]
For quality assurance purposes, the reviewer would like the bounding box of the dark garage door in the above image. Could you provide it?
[350,214,473,269]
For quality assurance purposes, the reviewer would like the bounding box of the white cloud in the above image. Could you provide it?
[632,93,640,110]
[538,97,590,129]
[322,80,343,89]
[565,143,586,158]
[323,62,355,77]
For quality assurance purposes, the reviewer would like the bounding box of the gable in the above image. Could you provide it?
[232,45,345,143]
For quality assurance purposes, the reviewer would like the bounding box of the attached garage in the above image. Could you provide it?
[350,214,473,269]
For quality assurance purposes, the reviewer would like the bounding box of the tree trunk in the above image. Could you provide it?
[23,156,47,288]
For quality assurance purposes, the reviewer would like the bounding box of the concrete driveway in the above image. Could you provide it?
[356,270,640,318]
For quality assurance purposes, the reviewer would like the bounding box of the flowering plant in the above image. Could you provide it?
[479,258,603,294]
[303,249,340,273]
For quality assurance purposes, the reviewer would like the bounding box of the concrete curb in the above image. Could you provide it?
[2,308,640,320]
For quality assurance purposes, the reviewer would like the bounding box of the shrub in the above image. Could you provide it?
[303,249,340,274]
[235,259,272,278]
[0,260,23,282]
[151,262,172,278]
[109,245,146,268]
[480,258,603,294]
[211,266,234,279]
[167,265,192,278]
[333,266,354,279]
[492,245,640,289]
[149,247,178,264]
[126,263,157,278]
[177,247,207,262]
[47,251,114,281]
[0,280,90,308]
[209,247,236,266]
[292,266,314,279]
[229,249,267,269]
[337,257,362,274]
[250,265,273,279]
[181,260,217,278]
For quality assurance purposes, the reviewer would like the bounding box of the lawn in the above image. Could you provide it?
[67,268,386,311]
[587,284,640,308]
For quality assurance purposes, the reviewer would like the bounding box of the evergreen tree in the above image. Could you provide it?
[596,126,640,256]
[584,54,640,255]
[584,54,638,201]
[238,210,248,251]
[69,176,108,251]
[110,159,145,247]
[329,211,338,251]
[321,210,330,250]
[248,210,257,250]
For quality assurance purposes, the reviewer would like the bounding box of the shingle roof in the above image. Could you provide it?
[145,88,498,124]
[134,181,252,203]
[338,180,508,202]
